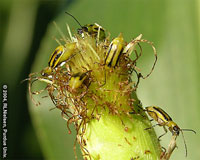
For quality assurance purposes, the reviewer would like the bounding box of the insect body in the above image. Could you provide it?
[48,43,76,69]
[77,23,106,41]
[105,33,124,67]
[41,66,53,77]
[145,106,196,157]
[65,12,106,41]
[68,72,88,90]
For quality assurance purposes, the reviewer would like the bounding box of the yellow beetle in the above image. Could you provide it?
[78,23,106,41]
[68,72,88,90]
[105,33,124,67]
[41,66,52,77]
[144,106,196,157]
[65,12,106,41]
[48,43,76,69]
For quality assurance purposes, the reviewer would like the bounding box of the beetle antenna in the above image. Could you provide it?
[180,128,196,156]
[180,130,188,157]
[65,12,82,28]
[181,129,196,134]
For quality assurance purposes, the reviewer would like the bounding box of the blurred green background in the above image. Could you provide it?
[0,0,199,159]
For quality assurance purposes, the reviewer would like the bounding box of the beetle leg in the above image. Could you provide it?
[144,123,159,130]
[158,126,168,141]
